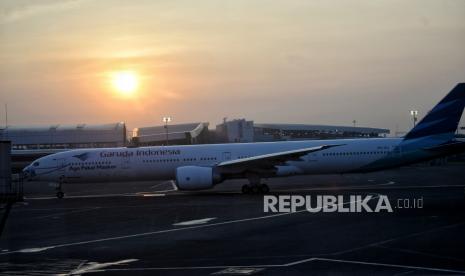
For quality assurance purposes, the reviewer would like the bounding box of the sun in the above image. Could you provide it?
[111,71,139,96]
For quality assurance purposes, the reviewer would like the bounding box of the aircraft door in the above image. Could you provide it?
[117,154,132,179]
[121,155,131,169]
[56,158,67,180]
[222,152,232,161]
[391,145,403,157]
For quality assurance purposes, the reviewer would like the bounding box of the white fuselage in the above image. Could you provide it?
[27,138,404,183]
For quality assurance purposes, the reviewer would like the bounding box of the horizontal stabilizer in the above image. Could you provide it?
[422,140,465,153]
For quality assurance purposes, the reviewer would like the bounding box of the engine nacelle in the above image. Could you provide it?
[175,166,222,190]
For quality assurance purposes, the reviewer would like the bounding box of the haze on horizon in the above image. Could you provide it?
[1,0,465,135]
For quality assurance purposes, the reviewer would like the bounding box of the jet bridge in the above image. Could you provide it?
[0,141,23,236]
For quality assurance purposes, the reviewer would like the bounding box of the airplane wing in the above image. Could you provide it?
[217,144,343,172]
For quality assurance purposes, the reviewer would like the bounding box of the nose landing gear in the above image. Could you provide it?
[56,190,64,199]
[56,176,65,199]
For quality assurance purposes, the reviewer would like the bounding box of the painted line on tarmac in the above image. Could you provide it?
[100,263,284,272]
[276,184,465,193]
[22,183,465,200]
[150,180,177,191]
[140,193,166,197]
[24,193,137,200]
[376,245,465,262]
[173,217,217,226]
[68,259,138,275]
[27,192,172,200]
[311,258,465,274]
[35,207,101,219]
[25,183,178,200]
[170,180,178,191]
[377,181,396,186]
[330,222,465,256]
[1,196,376,256]
[77,257,465,274]
[150,181,171,189]
[2,211,303,255]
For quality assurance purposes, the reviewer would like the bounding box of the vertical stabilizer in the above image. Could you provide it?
[403,83,465,141]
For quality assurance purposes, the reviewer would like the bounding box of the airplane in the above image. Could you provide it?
[23,83,465,198]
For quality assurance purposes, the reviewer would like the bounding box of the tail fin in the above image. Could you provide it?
[404,83,465,141]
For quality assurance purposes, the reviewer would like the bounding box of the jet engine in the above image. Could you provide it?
[175,166,222,190]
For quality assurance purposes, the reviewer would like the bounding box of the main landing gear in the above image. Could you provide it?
[241,183,269,194]
[242,175,270,194]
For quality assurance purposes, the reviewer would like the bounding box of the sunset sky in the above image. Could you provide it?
[1,0,465,134]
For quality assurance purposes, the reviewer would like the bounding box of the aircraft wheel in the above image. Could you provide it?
[241,184,251,194]
[56,191,64,199]
[251,185,260,194]
[260,184,270,194]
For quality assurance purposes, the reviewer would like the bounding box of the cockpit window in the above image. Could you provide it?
[33,162,40,167]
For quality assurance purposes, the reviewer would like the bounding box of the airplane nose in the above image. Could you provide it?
[22,165,36,180]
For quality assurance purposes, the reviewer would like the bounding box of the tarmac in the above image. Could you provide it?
[1,165,464,275]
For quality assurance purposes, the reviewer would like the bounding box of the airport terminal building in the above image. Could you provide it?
[216,119,254,143]
[216,119,390,143]
[0,123,127,150]
[254,123,390,141]
[1,120,389,150]
[0,123,128,172]
[132,122,209,146]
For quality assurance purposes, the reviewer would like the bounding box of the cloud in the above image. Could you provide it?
[0,0,84,24]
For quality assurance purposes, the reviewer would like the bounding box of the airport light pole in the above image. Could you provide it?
[410,110,418,128]
[352,120,356,128]
[163,116,171,146]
